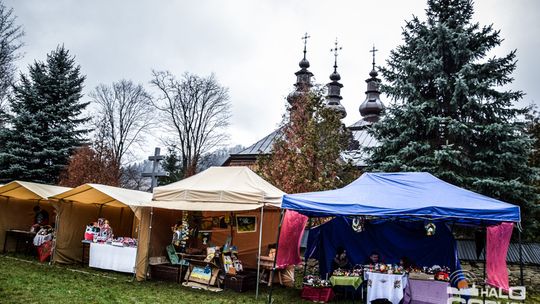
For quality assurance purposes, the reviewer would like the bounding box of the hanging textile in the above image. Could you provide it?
[486,222,513,291]
[276,210,308,267]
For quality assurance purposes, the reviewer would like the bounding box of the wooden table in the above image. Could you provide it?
[2,229,36,254]
[81,240,91,265]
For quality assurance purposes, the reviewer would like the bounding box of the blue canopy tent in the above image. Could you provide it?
[282,172,520,224]
[267,172,523,303]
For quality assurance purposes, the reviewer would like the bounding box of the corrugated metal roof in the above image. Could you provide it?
[457,240,540,265]
[226,118,380,167]
[235,128,283,155]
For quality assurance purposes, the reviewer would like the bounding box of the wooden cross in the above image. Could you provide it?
[301,32,310,59]
[331,38,342,71]
[142,147,168,192]
[370,44,378,69]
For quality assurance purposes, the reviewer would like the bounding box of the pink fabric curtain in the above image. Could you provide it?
[486,222,514,291]
[276,210,308,268]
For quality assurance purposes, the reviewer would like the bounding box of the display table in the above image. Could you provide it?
[89,242,137,273]
[403,279,449,304]
[330,275,363,289]
[301,286,335,303]
[365,271,408,304]
[2,230,36,254]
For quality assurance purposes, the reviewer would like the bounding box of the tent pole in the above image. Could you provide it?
[143,207,154,280]
[483,225,486,304]
[268,209,285,304]
[131,207,143,281]
[302,217,312,279]
[230,211,234,244]
[256,206,265,299]
[519,226,524,286]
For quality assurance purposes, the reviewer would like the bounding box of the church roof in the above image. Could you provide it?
[233,128,283,156]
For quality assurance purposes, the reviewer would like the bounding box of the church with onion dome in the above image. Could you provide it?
[223,36,385,168]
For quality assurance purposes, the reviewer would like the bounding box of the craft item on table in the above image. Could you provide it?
[96,219,113,242]
[303,275,331,288]
[204,247,216,263]
[223,255,234,274]
[33,225,53,246]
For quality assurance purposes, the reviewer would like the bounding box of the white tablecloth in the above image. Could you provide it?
[365,271,408,304]
[89,242,137,273]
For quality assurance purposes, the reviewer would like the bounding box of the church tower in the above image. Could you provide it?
[325,39,347,119]
[287,33,314,106]
[358,45,384,122]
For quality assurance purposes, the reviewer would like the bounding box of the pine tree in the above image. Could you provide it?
[257,88,358,194]
[368,0,538,239]
[160,147,184,185]
[0,45,88,184]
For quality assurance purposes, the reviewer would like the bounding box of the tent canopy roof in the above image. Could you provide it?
[51,183,152,208]
[282,172,520,224]
[152,166,285,211]
[0,181,71,200]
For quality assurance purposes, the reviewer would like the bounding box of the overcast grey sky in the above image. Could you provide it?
[5,0,540,161]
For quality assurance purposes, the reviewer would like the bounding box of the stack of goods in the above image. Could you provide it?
[84,218,113,242]
[332,265,363,277]
[303,275,331,288]
[407,265,451,281]
[110,237,137,247]
[364,263,406,275]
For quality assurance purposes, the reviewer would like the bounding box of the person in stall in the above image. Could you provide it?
[332,246,351,271]
[399,256,414,269]
[364,250,382,265]
[33,205,49,226]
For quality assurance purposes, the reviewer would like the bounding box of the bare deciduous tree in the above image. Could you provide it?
[151,71,231,176]
[0,1,24,124]
[90,79,154,168]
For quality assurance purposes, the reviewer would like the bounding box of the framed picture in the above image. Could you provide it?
[236,215,257,233]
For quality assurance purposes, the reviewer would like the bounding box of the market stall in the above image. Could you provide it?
[135,167,288,296]
[0,181,71,261]
[271,172,521,303]
[50,183,152,272]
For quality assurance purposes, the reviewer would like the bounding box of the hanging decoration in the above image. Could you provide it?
[351,216,365,233]
[425,222,436,236]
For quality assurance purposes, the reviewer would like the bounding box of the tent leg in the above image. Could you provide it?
[268,209,285,304]
[131,208,143,282]
[302,217,312,279]
[256,207,265,299]
[483,226,486,304]
[143,207,154,281]
[519,227,524,287]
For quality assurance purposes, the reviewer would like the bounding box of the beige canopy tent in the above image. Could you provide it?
[136,166,287,295]
[0,181,71,252]
[50,183,153,264]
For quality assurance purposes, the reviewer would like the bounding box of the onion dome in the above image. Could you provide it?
[359,45,384,122]
[325,39,346,119]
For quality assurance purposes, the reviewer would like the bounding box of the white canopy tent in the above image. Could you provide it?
[139,167,285,296]
[0,181,72,253]
[50,183,153,264]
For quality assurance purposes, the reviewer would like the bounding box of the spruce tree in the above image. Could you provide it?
[368,0,538,239]
[0,45,88,184]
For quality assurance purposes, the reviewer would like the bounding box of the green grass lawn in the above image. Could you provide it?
[0,255,307,304]
[2,254,540,303]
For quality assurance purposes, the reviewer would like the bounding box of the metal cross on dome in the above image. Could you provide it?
[331,38,342,71]
[370,44,379,69]
[301,32,310,59]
